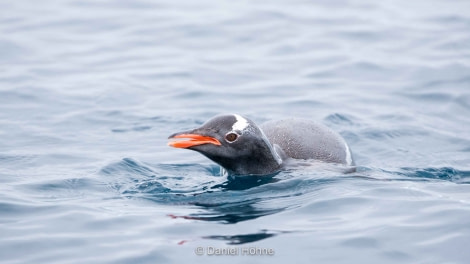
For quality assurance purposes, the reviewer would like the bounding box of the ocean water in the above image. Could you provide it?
[1,0,470,263]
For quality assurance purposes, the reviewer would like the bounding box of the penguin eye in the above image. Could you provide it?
[225,132,238,143]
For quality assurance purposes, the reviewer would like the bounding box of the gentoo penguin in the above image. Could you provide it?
[168,114,354,176]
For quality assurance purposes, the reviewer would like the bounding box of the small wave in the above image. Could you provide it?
[101,158,470,229]
[324,113,357,126]
[398,167,470,184]
[101,158,357,224]
[356,166,470,184]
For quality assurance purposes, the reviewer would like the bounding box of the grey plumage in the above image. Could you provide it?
[261,118,353,165]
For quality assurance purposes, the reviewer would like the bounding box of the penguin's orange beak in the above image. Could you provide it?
[168,134,221,148]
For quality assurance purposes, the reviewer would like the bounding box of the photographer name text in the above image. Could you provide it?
[195,246,275,256]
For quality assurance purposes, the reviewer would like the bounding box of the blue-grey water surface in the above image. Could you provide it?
[1,0,470,263]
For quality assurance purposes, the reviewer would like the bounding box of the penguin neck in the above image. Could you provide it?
[228,152,283,176]
[225,136,284,176]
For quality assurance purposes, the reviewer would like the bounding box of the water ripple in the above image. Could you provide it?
[2,0,470,263]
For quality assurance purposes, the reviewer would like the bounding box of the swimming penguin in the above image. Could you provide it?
[168,114,354,176]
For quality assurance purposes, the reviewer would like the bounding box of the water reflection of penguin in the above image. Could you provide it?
[169,114,354,176]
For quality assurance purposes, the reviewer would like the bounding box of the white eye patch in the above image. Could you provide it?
[232,114,249,132]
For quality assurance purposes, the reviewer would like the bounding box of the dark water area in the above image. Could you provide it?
[1,0,470,263]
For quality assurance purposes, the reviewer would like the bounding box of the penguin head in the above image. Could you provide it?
[168,114,282,176]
